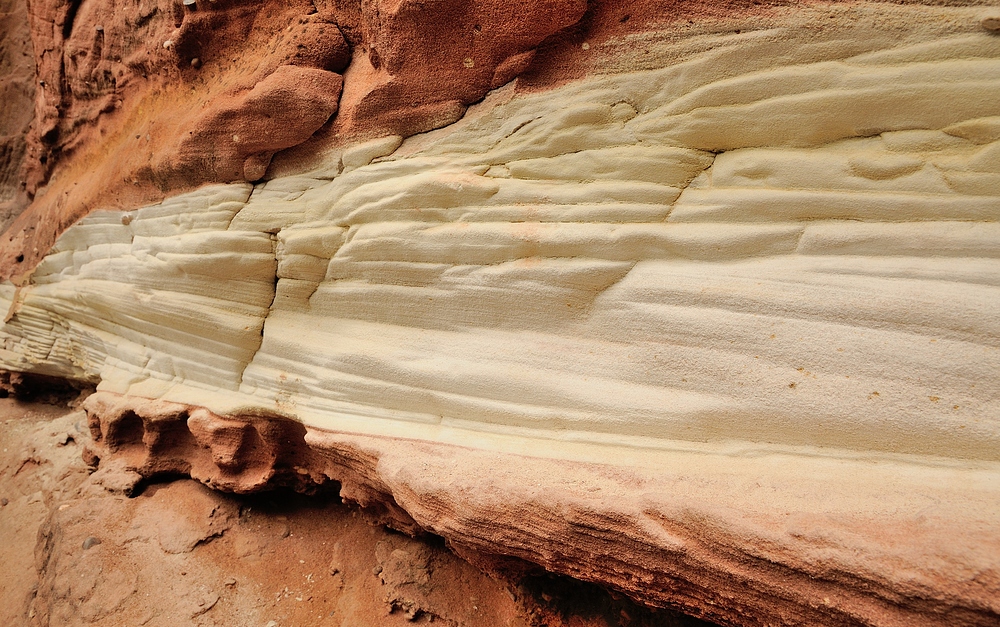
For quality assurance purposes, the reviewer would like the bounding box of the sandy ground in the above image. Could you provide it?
[0,395,713,627]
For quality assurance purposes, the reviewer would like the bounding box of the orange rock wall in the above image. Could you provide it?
[1,0,609,281]
[0,0,35,230]
[0,0,793,281]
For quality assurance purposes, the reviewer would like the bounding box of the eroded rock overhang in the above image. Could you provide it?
[1,4,999,626]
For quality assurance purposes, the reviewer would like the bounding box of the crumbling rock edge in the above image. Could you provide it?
[9,399,687,627]
[79,390,1000,627]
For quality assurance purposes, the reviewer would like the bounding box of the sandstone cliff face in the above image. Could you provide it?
[0,0,590,281]
[0,0,35,230]
[4,399,701,627]
[2,1,1000,626]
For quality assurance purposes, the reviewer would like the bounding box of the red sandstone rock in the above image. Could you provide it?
[0,0,600,280]
[333,0,587,137]
[0,398,700,627]
[75,391,1000,627]
[153,64,343,186]
[0,0,35,230]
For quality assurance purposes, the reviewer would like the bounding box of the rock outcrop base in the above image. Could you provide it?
[78,390,1000,627]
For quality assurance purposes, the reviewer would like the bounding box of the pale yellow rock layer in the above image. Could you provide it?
[2,12,999,467]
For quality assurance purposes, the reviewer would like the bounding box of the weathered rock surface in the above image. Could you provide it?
[0,0,597,279]
[152,63,344,186]
[5,399,695,627]
[1,1,1000,626]
[0,0,35,231]
[71,387,1000,626]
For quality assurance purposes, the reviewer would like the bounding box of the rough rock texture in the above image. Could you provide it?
[20,0,350,194]
[151,64,344,187]
[330,0,587,138]
[0,0,35,231]
[2,1,1000,626]
[0,398,709,627]
[0,0,598,281]
[75,389,1000,627]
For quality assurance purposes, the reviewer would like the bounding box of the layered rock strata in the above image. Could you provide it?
[78,389,1000,627]
[0,0,591,278]
[1,2,1000,626]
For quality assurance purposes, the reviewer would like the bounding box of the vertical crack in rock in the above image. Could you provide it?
[663,151,718,222]
[236,230,281,393]
[60,0,82,41]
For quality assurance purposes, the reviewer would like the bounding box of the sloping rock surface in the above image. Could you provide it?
[3,398,704,627]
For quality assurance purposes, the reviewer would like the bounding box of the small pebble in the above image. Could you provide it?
[1,497,8,506]
[224,577,237,587]
[190,57,202,69]
[82,536,101,550]
[372,565,382,576]
[983,16,1000,32]
[266,621,278,627]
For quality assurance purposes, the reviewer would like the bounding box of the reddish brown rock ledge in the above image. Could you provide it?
[79,392,1000,627]
[1,396,711,627]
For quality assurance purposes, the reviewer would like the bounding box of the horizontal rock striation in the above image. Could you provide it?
[0,0,595,280]
[78,389,1000,627]
[2,3,1000,626]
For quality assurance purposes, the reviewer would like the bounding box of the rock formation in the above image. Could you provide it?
[4,398,700,627]
[1,0,999,625]
[0,0,35,231]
